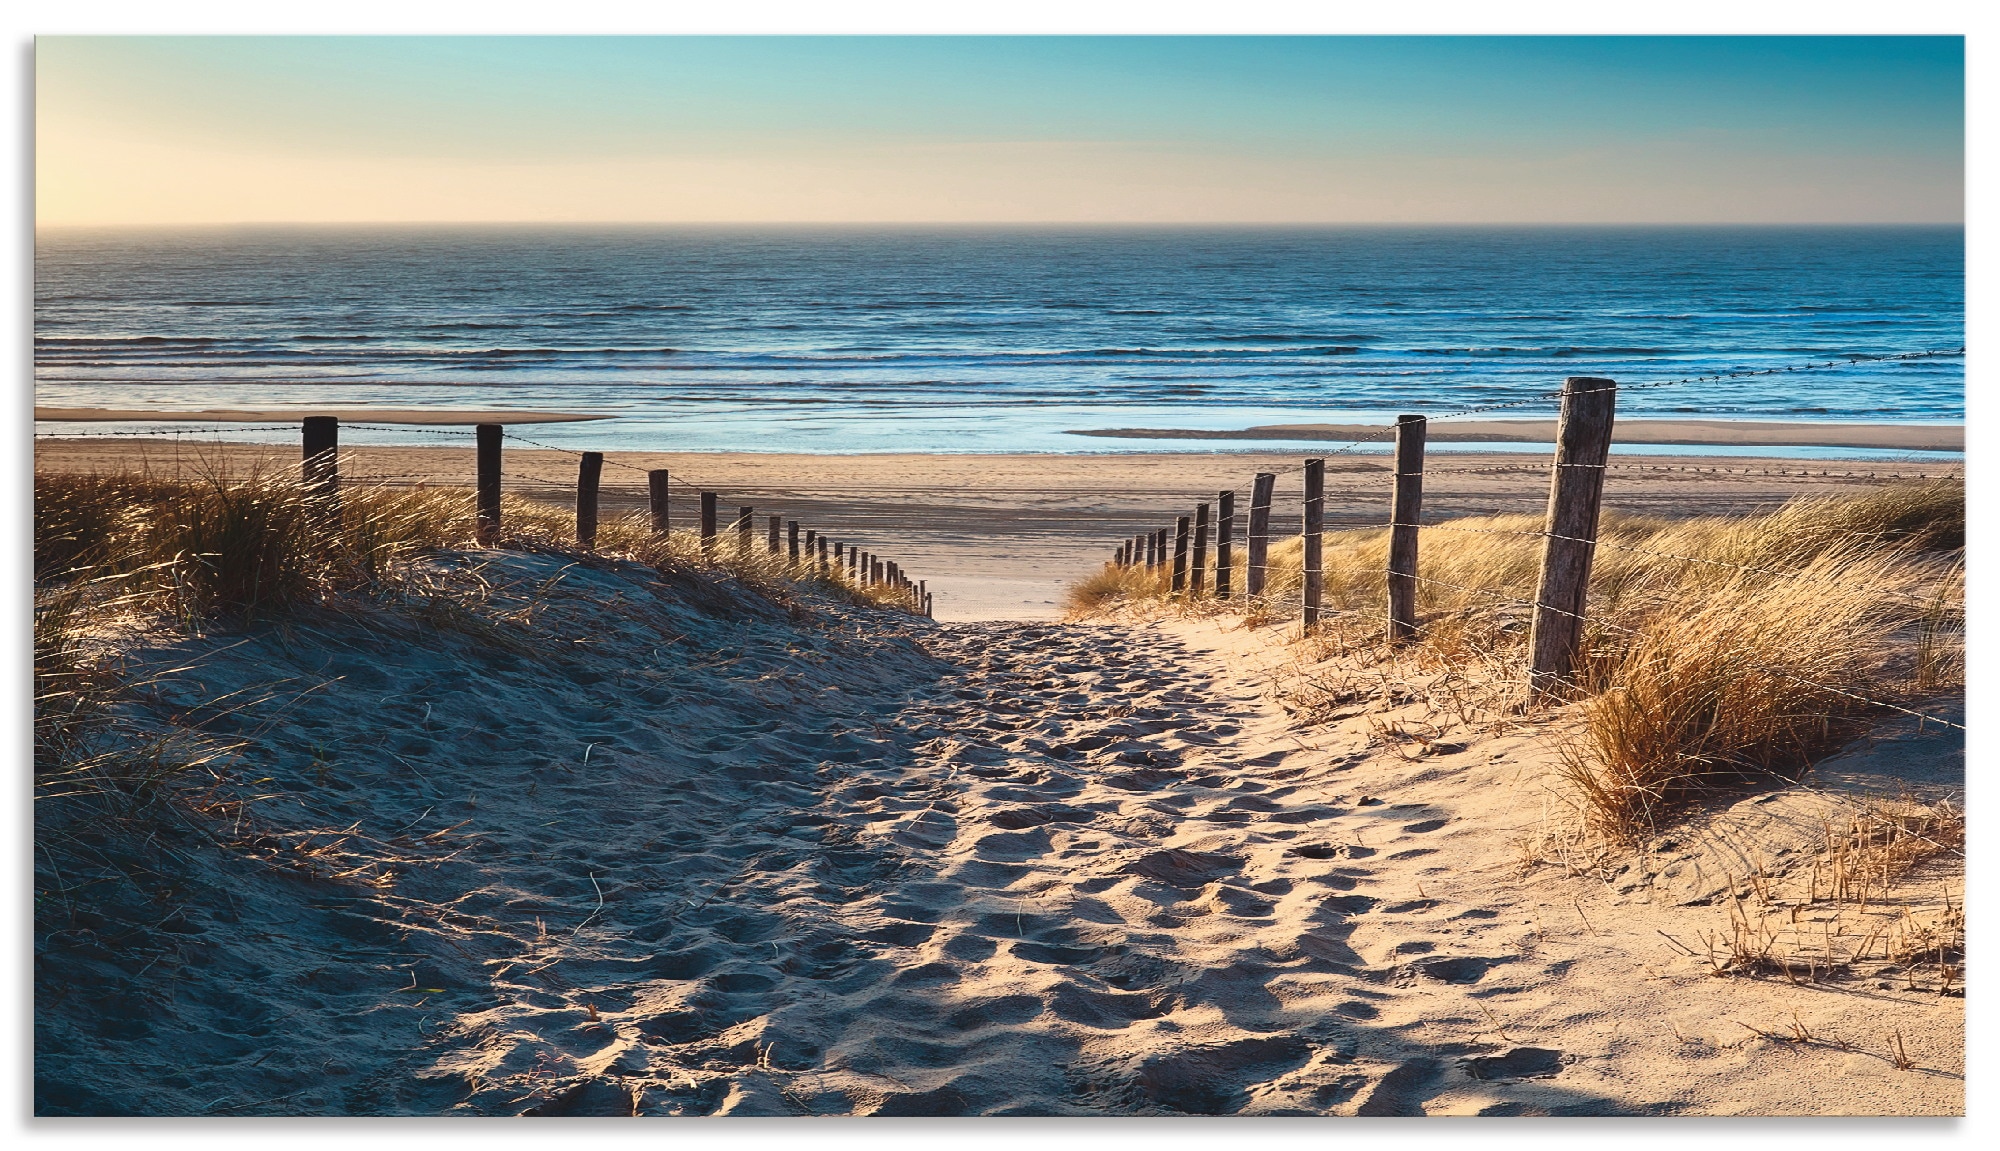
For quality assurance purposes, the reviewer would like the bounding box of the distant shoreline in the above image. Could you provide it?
[1067,418,1963,453]
[34,407,608,426]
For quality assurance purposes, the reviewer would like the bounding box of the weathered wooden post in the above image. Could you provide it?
[736,506,754,557]
[788,520,801,563]
[302,416,339,498]
[766,514,781,555]
[1303,458,1325,629]
[575,451,604,550]
[1387,414,1427,642]
[476,423,502,545]
[1172,516,1191,594]
[873,558,884,586]
[1246,472,1275,597]
[1144,530,1157,569]
[817,535,829,572]
[1155,528,1168,572]
[1191,503,1211,596]
[1215,490,1235,599]
[1528,377,1618,703]
[647,469,671,534]
[700,492,718,557]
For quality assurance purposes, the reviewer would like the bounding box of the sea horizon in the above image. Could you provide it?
[35,224,1964,456]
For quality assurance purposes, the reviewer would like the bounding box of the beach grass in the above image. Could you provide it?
[1068,480,1963,841]
[32,456,921,809]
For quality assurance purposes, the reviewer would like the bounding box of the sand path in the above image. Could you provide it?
[36,545,1960,1116]
[410,615,1961,1116]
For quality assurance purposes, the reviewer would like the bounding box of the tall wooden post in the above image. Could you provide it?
[476,423,502,545]
[575,451,604,550]
[767,514,781,555]
[1215,490,1235,599]
[737,507,754,556]
[1246,472,1275,597]
[1191,503,1210,596]
[301,416,339,498]
[1303,458,1325,629]
[1387,415,1427,642]
[700,492,718,556]
[1171,516,1191,594]
[1528,377,1618,703]
[803,527,814,562]
[1155,528,1168,572]
[647,469,671,534]
[817,535,828,572]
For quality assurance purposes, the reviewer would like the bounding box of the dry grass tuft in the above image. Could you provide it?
[1067,479,1963,846]
[1557,549,1941,840]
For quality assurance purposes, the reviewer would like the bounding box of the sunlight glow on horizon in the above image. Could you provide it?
[35,36,1964,226]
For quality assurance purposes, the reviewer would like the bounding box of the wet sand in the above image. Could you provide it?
[1069,419,1964,453]
[32,440,1962,623]
[34,406,606,425]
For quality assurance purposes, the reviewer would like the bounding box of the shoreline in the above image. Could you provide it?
[1068,418,1963,452]
[33,406,607,425]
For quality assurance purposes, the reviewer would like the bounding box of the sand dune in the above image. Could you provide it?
[36,545,1961,1115]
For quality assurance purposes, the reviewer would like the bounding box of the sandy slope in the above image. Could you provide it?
[35,551,1961,1115]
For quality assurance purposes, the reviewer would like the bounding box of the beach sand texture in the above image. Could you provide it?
[35,547,1962,1115]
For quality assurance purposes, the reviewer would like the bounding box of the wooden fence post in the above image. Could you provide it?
[1172,516,1191,594]
[1528,377,1617,703]
[1155,528,1167,572]
[817,535,828,572]
[1387,415,1427,642]
[1303,458,1325,629]
[575,451,604,550]
[302,416,339,499]
[1246,472,1275,598]
[1215,490,1235,599]
[476,423,502,545]
[647,469,671,534]
[802,527,814,562]
[766,514,780,555]
[1191,503,1211,596]
[787,519,800,562]
[700,492,718,556]
[735,506,754,557]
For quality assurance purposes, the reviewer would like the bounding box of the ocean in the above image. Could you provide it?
[33,225,1965,457]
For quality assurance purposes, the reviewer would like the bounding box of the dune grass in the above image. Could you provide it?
[33,456,923,807]
[1069,480,1964,841]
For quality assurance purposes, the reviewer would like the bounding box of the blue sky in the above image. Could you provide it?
[36,36,1964,224]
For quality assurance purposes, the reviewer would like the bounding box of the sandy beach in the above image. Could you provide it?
[33,438,1965,622]
[35,547,1963,1115]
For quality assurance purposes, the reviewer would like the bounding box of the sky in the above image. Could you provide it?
[35,35,1965,226]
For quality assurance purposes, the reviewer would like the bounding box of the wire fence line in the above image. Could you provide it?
[1108,345,1963,730]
